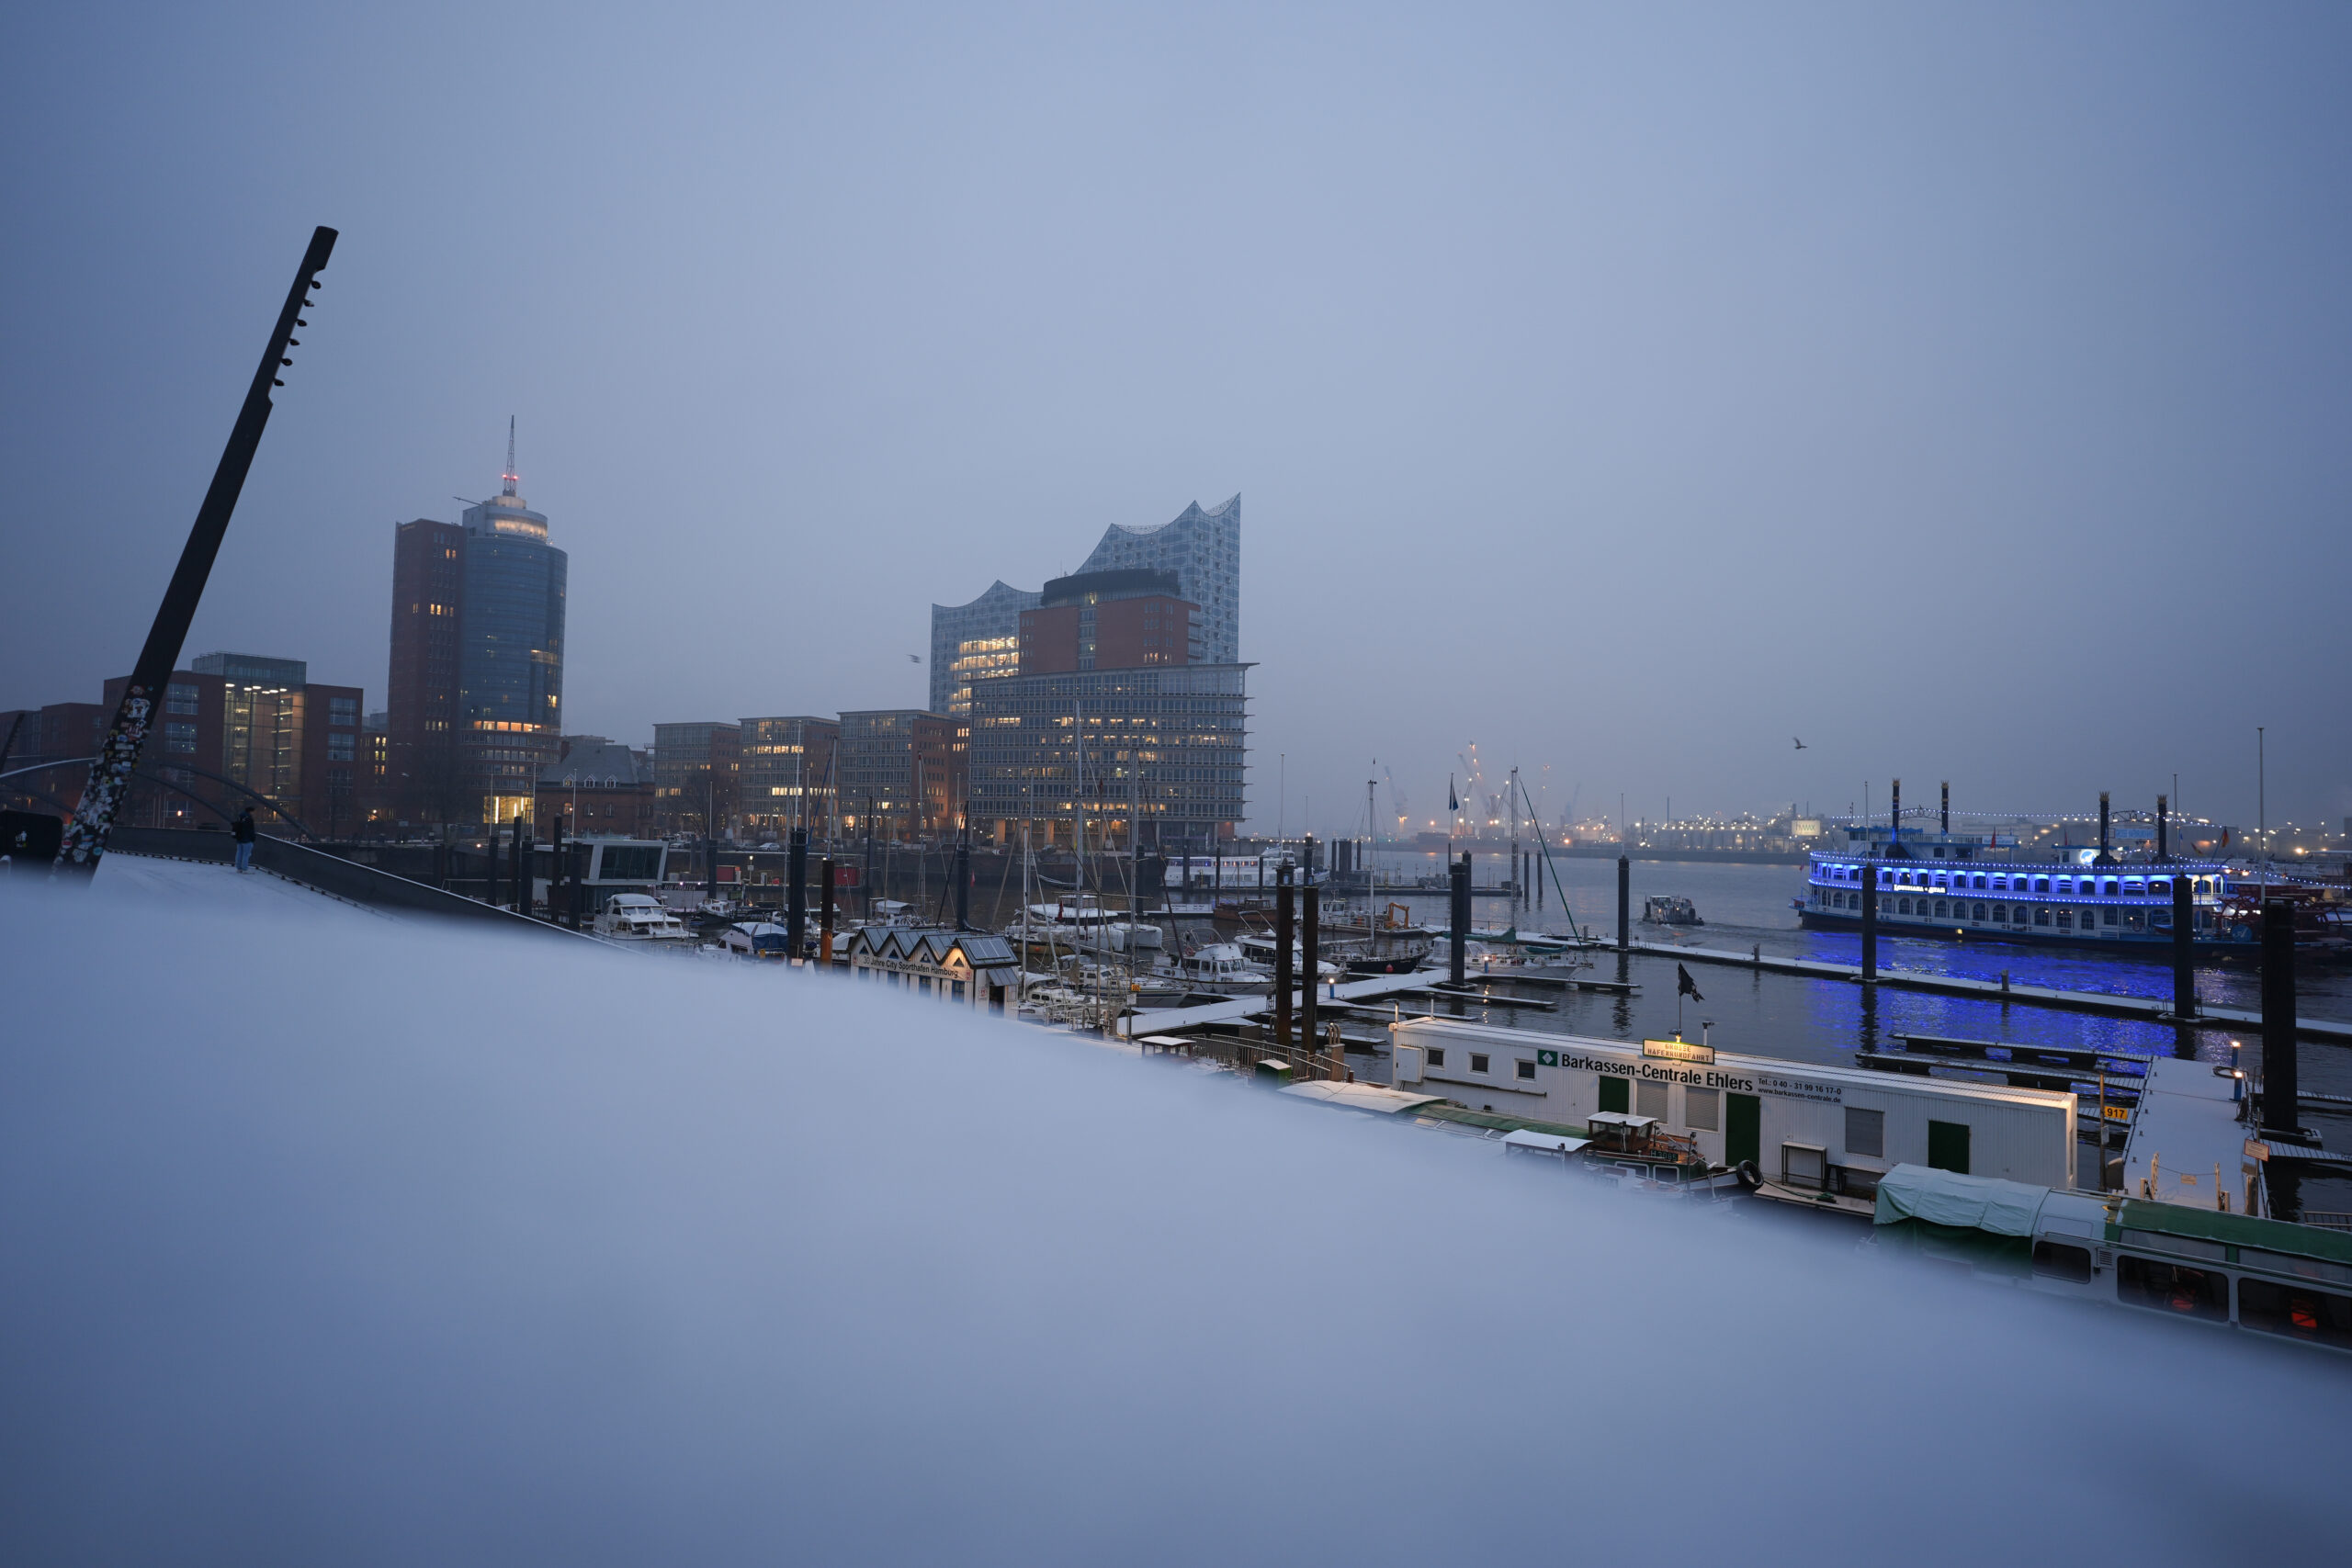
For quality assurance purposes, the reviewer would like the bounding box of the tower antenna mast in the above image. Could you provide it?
[502,415,518,497]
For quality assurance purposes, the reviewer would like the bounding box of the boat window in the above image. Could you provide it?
[1685,1086,1719,1131]
[2117,1255,2228,1321]
[2082,907,2096,928]
[1934,900,1949,918]
[1897,897,1911,915]
[1653,1167,1680,1182]
[1992,904,2006,922]
[2238,1279,2352,1348]
[2056,910,2073,930]
[1516,1059,1536,1081]
[2031,876,2048,893]
[2150,878,2169,897]
[2031,1240,2095,1283]
[2054,877,2071,895]
[1973,874,1987,889]
[1973,904,1987,920]
[2034,908,2052,926]
[2104,908,2118,926]
[1469,1054,1490,1075]
[1426,1048,1445,1069]
[1990,875,2007,891]
[2103,878,2119,897]
[1845,1106,1884,1157]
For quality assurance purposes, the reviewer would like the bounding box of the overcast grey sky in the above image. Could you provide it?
[4,3,2346,833]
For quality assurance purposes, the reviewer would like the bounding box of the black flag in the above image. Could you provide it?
[1677,964,1704,1002]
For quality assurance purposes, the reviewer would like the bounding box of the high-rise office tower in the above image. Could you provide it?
[386,423,568,826]
[1072,494,1240,666]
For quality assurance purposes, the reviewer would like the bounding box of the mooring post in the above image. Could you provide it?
[819,855,835,965]
[485,820,500,908]
[955,835,971,931]
[1300,882,1319,1055]
[2171,871,2195,1019]
[512,815,526,913]
[1616,854,1630,952]
[1274,865,1295,1047]
[2261,897,2300,1139]
[1452,853,1471,985]
[787,826,808,963]
[548,817,565,924]
[1860,862,1878,981]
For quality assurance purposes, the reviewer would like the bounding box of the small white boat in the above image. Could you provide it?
[593,893,695,945]
[1233,932,1345,982]
[720,920,793,959]
[1174,942,1274,994]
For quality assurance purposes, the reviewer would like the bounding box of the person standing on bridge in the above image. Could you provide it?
[232,807,255,873]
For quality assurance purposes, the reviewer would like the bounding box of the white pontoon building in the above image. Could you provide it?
[1392,1018,2077,1194]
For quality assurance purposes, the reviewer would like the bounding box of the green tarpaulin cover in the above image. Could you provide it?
[1871,1164,2050,1235]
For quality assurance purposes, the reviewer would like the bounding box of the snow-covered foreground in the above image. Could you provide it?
[1,865,2339,1563]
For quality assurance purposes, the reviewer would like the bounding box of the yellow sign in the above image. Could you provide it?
[1643,1037,1715,1066]
[2100,1104,2131,1122]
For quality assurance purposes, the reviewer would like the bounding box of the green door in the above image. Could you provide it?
[1725,1093,1760,1167]
[1928,1120,1971,1174]
[1598,1075,1629,1113]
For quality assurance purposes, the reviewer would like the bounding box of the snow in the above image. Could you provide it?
[0,863,2340,1563]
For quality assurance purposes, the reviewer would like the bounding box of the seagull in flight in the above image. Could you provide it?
[1792,737,1807,750]
[909,653,922,663]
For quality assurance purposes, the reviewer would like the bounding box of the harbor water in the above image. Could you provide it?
[1353,852,2352,1209]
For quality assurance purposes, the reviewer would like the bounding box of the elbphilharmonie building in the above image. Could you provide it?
[933,494,1248,849]
[1069,493,1240,668]
[928,494,1242,715]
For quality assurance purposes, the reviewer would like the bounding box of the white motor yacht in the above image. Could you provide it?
[1173,942,1274,994]
[1233,932,1345,982]
[593,893,695,945]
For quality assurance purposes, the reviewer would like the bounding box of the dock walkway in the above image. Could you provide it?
[1123,970,1434,1037]
[1621,940,2352,1043]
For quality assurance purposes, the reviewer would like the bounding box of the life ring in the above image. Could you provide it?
[1736,1160,1763,1190]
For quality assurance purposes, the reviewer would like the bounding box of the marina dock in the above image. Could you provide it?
[1621,939,2352,1043]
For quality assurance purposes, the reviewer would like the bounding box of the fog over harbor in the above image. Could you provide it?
[4,4,2348,828]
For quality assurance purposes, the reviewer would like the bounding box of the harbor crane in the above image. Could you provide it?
[1381,764,1409,835]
